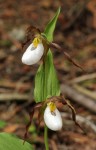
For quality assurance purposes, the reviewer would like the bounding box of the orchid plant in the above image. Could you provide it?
[22,8,83,150]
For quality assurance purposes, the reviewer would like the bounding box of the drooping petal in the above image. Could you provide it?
[22,43,44,65]
[44,106,62,131]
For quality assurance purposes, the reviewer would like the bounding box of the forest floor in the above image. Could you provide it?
[0,0,96,149]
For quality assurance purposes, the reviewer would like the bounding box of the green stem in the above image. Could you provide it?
[44,125,49,150]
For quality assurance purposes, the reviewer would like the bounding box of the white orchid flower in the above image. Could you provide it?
[44,102,63,131]
[22,37,44,65]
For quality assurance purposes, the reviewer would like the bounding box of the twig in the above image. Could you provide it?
[61,84,96,113]
[73,84,96,100]
[50,140,58,150]
[69,73,96,84]
[49,42,84,71]
[61,112,96,133]
[0,79,30,91]
[0,93,29,101]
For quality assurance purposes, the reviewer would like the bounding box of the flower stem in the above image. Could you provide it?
[44,125,49,150]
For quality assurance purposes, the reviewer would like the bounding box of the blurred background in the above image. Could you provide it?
[0,0,96,149]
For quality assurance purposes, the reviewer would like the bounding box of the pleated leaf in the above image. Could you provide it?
[34,8,61,102]
[44,7,60,42]
[0,133,34,150]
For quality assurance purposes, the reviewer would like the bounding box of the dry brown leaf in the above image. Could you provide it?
[3,124,20,133]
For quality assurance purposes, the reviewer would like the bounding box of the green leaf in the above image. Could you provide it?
[34,50,60,102]
[34,8,61,102]
[44,7,61,42]
[0,132,34,150]
[0,120,7,129]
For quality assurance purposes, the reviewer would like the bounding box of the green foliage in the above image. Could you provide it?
[29,124,37,137]
[34,51,60,102]
[0,120,7,129]
[44,7,60,42]
[0,133,34,150]
[34,8,61,102]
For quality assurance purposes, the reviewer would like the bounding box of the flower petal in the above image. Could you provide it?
[22,43,44,65]
[44,106,62,131]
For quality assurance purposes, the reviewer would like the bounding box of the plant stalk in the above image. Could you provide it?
[44,125,49,150]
